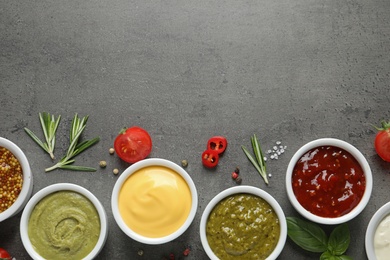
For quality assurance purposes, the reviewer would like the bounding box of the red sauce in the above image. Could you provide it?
[292,146,366,218]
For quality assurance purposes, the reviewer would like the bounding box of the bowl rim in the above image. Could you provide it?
[199,185,287,260]
[285,138,373,225]
[0,137,33,222]
[111,158,198,245]
[20,183,108,260]
[365,201,390,259]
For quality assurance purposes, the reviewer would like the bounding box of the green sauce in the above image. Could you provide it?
[28,191,100,260]
[206,193,280,259]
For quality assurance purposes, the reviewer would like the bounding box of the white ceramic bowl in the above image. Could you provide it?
[20,183,108,260]
[286,138,373,225]
[111,158,198,245]
[365,202,390,260]
[0,137,33,222]
[200,186,287,260]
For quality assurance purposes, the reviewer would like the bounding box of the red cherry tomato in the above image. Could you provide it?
[374,121,390,162]
[114,126,152,164]
[202,149,219,168]
[207,136,227,154]
[0,248,11,260]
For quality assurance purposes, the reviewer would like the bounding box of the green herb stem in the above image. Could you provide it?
[45,114,99,172]
[242,134,269,185]
[24,112,61,160]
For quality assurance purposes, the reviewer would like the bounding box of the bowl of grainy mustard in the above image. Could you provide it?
[200,186,287,260]
[0,137,33,222]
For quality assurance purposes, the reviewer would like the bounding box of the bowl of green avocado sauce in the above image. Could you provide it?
[20,183,108,260]
[200,186,287,260]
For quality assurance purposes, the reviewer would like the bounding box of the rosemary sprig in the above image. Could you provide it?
[45,114,100,172]
[242,134,269,185]
[24,112,61,159]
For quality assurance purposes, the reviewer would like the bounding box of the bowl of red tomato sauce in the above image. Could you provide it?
[286,138,373,225]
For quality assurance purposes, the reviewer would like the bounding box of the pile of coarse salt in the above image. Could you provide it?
[263,141,287,178]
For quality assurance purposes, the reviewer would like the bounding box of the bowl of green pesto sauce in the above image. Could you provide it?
[20,183,108,260]
[200,186,287,260]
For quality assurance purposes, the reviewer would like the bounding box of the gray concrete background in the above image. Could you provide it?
[1,0,390,259]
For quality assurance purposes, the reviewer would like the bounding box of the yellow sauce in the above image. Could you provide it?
[118,166,192,238]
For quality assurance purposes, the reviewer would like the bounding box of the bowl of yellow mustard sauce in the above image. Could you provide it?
[200,186,287,260]
[111,158,198,244]
[20,183,108,260]
[0,137,33,222]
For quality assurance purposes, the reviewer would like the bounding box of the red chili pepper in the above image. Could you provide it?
[207,136,227,154]
[202,149,219,168]
[0,248,11,260]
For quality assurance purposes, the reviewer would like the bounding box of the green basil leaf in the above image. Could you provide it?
[286,217,328,253]
[327,223,350,255]
[320,251,352,260]
[337,255,352,260]
[320,251,336,260]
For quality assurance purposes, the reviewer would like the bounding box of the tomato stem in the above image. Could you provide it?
[373,120,390,131]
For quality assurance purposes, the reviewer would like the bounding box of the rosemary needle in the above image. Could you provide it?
[45,114,100,172]
[24,112,61,160]
[242,134,269,185]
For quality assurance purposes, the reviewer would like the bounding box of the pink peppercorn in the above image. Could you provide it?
[183,248,190,256]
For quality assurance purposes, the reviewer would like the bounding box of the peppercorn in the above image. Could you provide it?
[138,249,144,256]
[113,168,119,175]
[183,248,191,256]
[109,148,115,155]
[235,176,242,185]
[181,160,188,168]
[99,161,107,168]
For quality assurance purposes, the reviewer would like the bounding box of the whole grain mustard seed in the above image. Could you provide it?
[0,146,23,213]
[113,168,119,175]
[109,148,115,155]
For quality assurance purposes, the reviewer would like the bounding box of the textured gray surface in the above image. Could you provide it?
[1,0,390,259]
